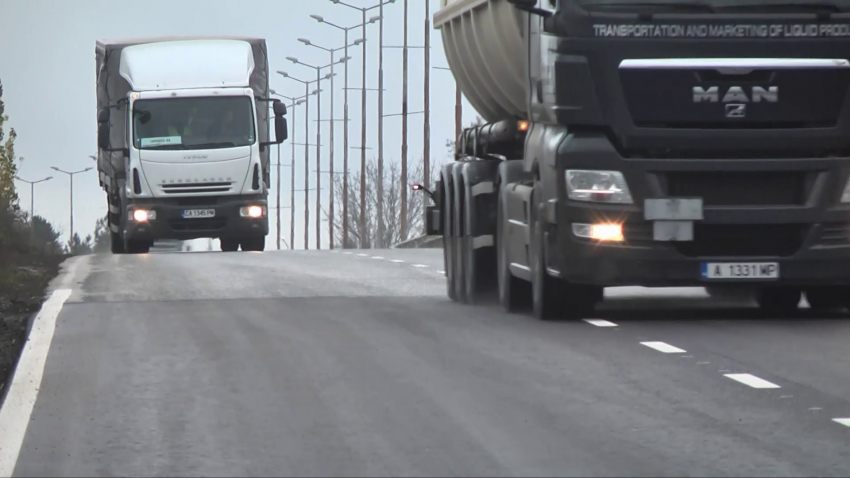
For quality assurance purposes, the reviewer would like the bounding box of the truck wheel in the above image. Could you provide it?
[496,190,530,311]
[126,240,150,254]
[805,287,848,312]
[531,198,598,321]
[220,238,239,252]
[110,231,125,254]
[453,188,468,304]
[756,286,801,316]
[442,180,458,302]
[241,237,266,252]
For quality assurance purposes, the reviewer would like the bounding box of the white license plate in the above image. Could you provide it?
[182,209,216,219]
[702,262,779,280]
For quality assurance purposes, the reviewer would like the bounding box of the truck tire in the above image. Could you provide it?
[756,286,801,316]
[442,177,458,301]
[805,287,848,312]
[110,231,125,254]
[531,192,599,321]
[497,187,531,311]
[241,237,266,252]
[452,170,468,304]
[126,239,150,254]
[220,238,239,252]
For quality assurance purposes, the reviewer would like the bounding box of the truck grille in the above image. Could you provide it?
[169,218,227,232]
[161,181,234,194]
[665,171,805,206]
[819,222,850,246]
[674,224,807,257]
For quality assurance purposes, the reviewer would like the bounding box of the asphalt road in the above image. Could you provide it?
[2,248,850,477]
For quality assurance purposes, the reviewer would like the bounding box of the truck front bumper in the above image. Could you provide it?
[123,195,269,242]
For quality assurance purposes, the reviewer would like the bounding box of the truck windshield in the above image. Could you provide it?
[132,96,255,150]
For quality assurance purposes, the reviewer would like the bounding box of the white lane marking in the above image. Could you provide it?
[641,341,686,354]
[412,264,429,268]
[724,373,781,389]
[833,418,850,427]
[0,289,72,477]
[583,319,618,327]
[371,256,384,260]
[343,252,353,255]
[390,259,405,263]
[357,253,369,257]
[437,270,445,274]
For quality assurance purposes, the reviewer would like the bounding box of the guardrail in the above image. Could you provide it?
[393,235,443,249]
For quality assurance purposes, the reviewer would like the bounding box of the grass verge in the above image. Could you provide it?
[0,252,64,398]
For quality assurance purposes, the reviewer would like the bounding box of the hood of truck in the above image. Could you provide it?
[139,150,255,197]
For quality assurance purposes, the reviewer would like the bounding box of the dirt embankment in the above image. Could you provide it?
[0,253,64,397]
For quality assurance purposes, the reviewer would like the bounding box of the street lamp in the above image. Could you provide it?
[330,0,397,248]
[279,70,330,250]
[50,166,93,243]
[285,56,349,250]
[298,37,362,250]
[311,13,380,249]
[270,90,310,251]
[13,176,52,227]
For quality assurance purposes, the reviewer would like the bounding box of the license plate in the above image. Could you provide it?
[182,209,216,219]
[702,262,779,280]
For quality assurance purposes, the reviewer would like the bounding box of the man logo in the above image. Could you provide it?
[693,86,779,103]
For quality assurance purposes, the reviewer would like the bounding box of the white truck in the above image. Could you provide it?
[95,36,288,254]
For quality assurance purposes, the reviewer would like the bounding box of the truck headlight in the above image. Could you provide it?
[565,170,633,204]
[240,205,266,218]
[132,209,156,222]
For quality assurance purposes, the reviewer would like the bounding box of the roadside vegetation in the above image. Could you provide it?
[0,79,96,397]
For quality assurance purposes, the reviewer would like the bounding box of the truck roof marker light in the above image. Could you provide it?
[518,120,529,132]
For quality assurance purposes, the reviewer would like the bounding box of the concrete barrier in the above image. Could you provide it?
[393,235,443,249]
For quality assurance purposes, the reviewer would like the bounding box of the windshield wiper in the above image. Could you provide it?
[185,142,238,149]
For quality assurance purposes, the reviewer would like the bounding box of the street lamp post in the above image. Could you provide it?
[331,0,396,248]
[311,14,380,249]
[298,38,361,250]
[434,66,463,155]
[270,90,310,251]
[285,57,347,250]
[13,176,52,228]
[50,166,93,243]
[279,70,329,249]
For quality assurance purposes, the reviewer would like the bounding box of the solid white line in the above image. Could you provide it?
[583,319,618,327]
[640,341,686,354]
[724,373,781,389]
[412,264,429,268]
[832,418,850,427]
[0,288,72,477]
[390,259,405,263]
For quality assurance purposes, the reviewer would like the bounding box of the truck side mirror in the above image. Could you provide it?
[507,0,554,17]
[98,107,110,123]
[275,117,288,143]
[98,122,111,150]
[272,100,287,117]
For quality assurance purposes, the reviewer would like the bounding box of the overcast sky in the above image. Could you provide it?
[1,0,475,250]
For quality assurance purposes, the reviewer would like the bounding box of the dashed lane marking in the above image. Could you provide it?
[437,270,445,274]
[412,264,429,268]
[583,319,618,327]
[641,341,686,354]
[832,418,850,427]
[357,253,369,257]
[371,256,384,260]
[724,373,781,389]
[390,259,405,263]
